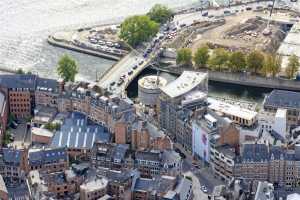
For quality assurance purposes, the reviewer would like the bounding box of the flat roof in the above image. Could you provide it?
[138,75,167,90]
[80,178,108,192]
[277,21,300,58]
[160,71,207,98]
[208,98,257,121]
[31,127,53,138]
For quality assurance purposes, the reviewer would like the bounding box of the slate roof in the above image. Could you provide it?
[2,148,22,165]
[28,148,67,166]
[0,74,37,89]
[264,90,300,110]
[51,112,111,149]
[135,151,161,162]
[107,169,138,183]
[36,77,59,93]
[241,144,269,162]
[112,144,129,161]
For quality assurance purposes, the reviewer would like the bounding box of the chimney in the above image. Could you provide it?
[58,79,65,94]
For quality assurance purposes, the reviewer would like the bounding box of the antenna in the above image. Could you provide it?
[156,69,160,86]
[95,70,98,82]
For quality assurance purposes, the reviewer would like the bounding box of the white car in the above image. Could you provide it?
[201,186,208,193]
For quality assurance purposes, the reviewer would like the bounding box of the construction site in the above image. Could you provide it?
[169,7,299,54]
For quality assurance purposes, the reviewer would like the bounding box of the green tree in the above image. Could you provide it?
[209,48,229,71]
[286,54,300,79]
[119,15,159,47]
[193,46,210,69]
[44,123,61,131]
[57,55,78,82]
[228,51,246,72]
[176,48,192,66]
[262,54,281,77]
[246,50,264,74]
[147,4,173,24]
[16,68,25,74]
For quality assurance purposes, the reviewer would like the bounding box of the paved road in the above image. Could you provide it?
[184,171,209,200]
[174,0,299,28]
[97,0,299,95]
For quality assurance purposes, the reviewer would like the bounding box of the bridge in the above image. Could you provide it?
[96,0,300,95]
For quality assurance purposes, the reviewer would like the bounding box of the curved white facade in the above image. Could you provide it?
[138,75,167,106]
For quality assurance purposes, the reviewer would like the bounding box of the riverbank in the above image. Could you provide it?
[47,35,122,61]
[150,66,300,91]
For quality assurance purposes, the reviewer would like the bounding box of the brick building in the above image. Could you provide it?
[28,148,68,173]
[80,178,108,200]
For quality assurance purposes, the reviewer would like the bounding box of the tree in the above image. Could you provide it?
[176,48,192,66]
[119,15,159,47]
[44,122,61,131]
[147,4,173,24]
[208,48,229,71]
[246,50,264,74]
[262,54,281,77]
[286,54,300,79]
[16,68,25,74]
[57,55,78,82]
[193,46,210,69]
[228,51,246,72]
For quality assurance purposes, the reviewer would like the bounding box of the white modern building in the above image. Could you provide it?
[208,98,258,127]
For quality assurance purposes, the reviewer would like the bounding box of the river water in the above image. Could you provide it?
[0,0,200,81]
[0,0,271,102]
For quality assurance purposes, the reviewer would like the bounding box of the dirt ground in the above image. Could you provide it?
[191,10,284,53]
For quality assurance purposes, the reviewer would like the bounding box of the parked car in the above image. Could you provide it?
[110,81,116,86]
[202,12,208,17]
[117,79,124,86]
[133,65,138,70]
[201,186,208,193]
[128,70,133,75]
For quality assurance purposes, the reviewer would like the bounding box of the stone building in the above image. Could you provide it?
[28,147,68,173]
[80,178,108,200]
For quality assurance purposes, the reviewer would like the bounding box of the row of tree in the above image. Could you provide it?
[119,4,173,47]
[176,47,300,79]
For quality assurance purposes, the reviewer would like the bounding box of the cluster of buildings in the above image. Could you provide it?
[0,73,193,200]
[0,69,300,199]
[153,70,300,198]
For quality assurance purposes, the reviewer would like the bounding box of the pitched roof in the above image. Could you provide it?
[241,144,269,162]
[28,148,67,166]
[0,74,37,89]
[264,90,300,110]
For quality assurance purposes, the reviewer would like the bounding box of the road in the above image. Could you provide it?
[97,0,300,96]
[174,0,299,28]
[184,171,209,200]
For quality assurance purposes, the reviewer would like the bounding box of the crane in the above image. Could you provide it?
[263,0,276,35]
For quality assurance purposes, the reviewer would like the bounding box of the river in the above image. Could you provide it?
[0,0,202,81]
[0,0,271,102]
[126,69,272,104]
